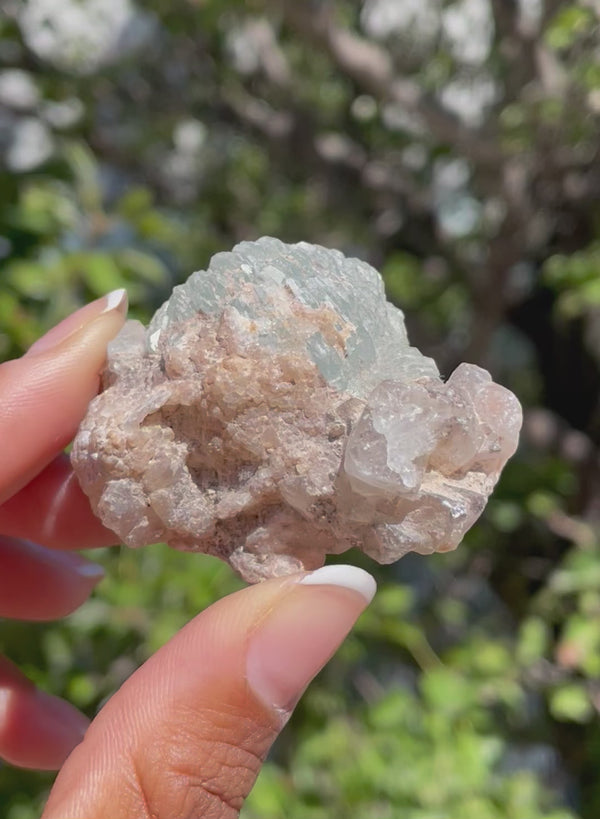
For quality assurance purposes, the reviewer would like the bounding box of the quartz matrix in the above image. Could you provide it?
[72,238,522,582]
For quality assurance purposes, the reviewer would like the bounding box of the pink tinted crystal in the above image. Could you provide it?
[71,239,522,582]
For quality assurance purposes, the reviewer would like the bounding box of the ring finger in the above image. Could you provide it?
[0,656,89,770]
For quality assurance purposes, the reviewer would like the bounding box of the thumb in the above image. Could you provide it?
[41,564,376,819]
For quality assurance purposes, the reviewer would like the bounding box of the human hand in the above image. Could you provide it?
[0,291,376,819]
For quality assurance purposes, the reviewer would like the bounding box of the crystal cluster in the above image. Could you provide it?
[71,238,522,582]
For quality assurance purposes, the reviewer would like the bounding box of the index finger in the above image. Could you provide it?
[0,291,127,505]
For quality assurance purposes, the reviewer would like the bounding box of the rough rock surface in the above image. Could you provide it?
[71,237,523,582]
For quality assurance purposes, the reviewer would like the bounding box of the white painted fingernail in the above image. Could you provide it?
[299,564,376,603]
[102,288,128,314]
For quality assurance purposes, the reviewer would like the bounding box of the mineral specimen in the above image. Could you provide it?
[71,237,522,583]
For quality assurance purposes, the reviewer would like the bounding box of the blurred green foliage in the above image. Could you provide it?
[1,1,600,817]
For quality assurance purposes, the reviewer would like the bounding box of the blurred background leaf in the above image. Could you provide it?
[1,0,600,817]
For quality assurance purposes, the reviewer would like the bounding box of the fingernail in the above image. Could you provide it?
[72,560,106,581]
[31,689,89,768]
[35,688,90,744]
[22,539,105,585]
[52,551,105,584]
[26,289,128,356]
[246,565,376,714]
[298,564,377,598]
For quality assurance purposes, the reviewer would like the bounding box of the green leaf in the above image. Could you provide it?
[545,5,595,50]
[550,683,593,722]
[117,247,169,285]
[517,617,550,666]
[77,252,126,296]
[421,668,477,716]
[7,261,54,299]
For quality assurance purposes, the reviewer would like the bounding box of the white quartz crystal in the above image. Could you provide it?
[71,237,522,582]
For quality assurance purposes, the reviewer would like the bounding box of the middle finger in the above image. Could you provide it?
[0,536,104,621]
[0,455,119,551]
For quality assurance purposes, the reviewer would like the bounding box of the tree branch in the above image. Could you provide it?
[489,0,520,40]
[271,0,502,166]
[223,85,428,210]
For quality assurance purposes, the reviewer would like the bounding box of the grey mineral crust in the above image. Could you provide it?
[71,237,522,583]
